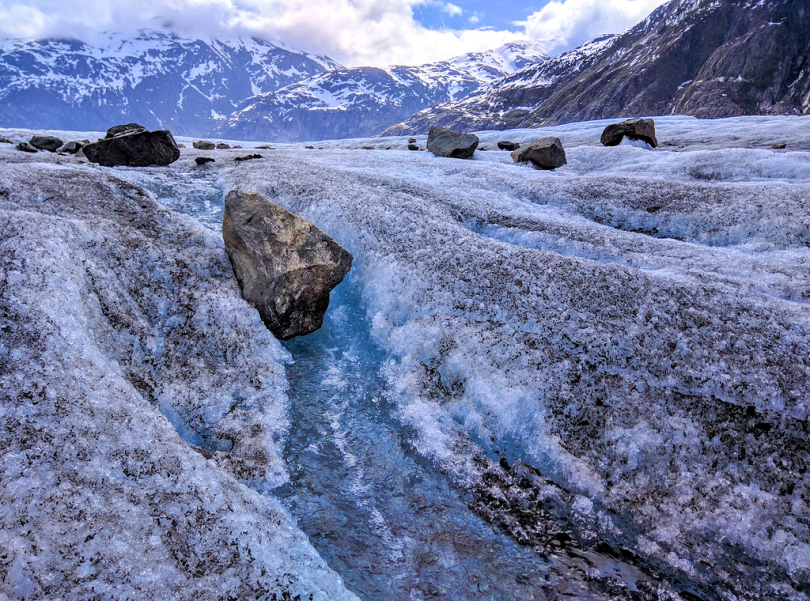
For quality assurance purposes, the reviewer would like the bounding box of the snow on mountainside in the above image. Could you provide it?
[213,41,548,142]
[385,0,810,135]
[0,31,341,136]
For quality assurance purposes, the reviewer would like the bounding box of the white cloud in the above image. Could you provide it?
[0,0,670,66]
[518,0,669,55]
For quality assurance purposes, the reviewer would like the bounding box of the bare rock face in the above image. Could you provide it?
[511,137,567,169]
[601,118,659,147]
[222,190,353,340]
[83,129,180,167]
[427,126,479,159]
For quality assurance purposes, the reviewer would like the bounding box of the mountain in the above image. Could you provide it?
[383,0,810,135]
[0,31,341,136]
[212,42,548,142]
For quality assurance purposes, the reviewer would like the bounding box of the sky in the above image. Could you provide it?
[0,0,671,67]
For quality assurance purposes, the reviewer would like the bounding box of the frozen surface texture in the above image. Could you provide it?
[214,117,810,599]
[0,163,356,600]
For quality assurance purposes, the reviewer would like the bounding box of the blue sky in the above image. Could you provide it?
[0,0,670,67]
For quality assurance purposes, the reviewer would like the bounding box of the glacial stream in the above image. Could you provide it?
[129,166,665,601]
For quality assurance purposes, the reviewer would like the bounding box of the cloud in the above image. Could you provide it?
[518,0,669,55]
[0,0,669,67]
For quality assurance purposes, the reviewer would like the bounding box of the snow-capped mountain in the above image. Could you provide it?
[0,31,341,136]
[385,0,810,135]
[213,42,548,142]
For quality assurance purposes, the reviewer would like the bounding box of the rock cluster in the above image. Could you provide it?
[427,126,479,159]
[222,190,353,340]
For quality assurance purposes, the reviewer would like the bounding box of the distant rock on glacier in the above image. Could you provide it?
[384,0,810,135]
[212,42,548,142]
[0,30,341,136]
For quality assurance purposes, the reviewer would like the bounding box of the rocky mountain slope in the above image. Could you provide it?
[384,0,810,135]
[0,31,340,136]
[212,42,548,142]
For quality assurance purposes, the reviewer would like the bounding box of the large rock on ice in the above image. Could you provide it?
[29,135,63,152]
[510,137,567,170]
[83,129,181,167]
[427,126,479,159]
[600,118,659,147]
[222,190,353,340]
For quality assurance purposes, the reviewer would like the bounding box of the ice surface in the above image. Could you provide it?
[0,162,356,599]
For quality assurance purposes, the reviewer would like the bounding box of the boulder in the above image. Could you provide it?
[195,157,215,165]
[0,137,12,144]
[83,130,180,167]
[772,143,787,149]
[216,143,231,150]
[427,126,479,159]
[193,140,216,150]
[29,135,63,152]
[600,118,658,148]
[234,154,262,162]
[16,142,38,153]
[497,140,520,151]
[407,144,419,151]
[222,190,353,340]
[105,123,146,139]
[511,137,567,170]
[408,138,417,143]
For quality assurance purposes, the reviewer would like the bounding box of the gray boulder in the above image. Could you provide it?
[16,142,38,153]
[0,137,12,144]
[216,143,232,150]
[29,135,63,152]
[497,140,520,151]
[511,137,567,170]
[105,123,146,139]
[59,141,85,154]
[427,126,479,159]
[222,190,353,340]
[83,129,180,167]
[195,157,215,165]
[193,140,216,150]
[600,118,658,148]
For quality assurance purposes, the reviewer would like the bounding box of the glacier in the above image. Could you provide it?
[0,115,809,600]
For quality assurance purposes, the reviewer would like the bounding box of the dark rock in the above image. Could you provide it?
[361,146,374,150]
[601,118,658,148]
[497,140,520,151]
[234,154,262,162]
[195,157,215,165]
[0,137,12,144]
[82,130,180,167]
[408,144,419,151]
[177,143,186,148]
[427,126,479,159]
[772,143,787,149]
[216,143,231,149]
[193,140,216,150]
[222,190,353,340]
[105,123,146,139]
[305,145,315,149]
[29,135,63,152]
[59,141,85,154]
[16,142,38,153]
[256,145,273,149]
[511,137,567,170]
[408,138,417,143]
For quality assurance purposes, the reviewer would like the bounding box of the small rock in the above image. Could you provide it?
[408,144,419,151]
[0,137,12,144]
[222,190,353,340]
[305,145,315,149]
[427,126,479,159]
[29,135,63,152]
[772,143,787,149]
[497,141,520,151]
[195,157,215,165]
[600,118,658,148]
[83,129,180,167]
[511,137,567,170]
[234,154,262,162]
[256,145,272,149]
[361,146,374,150]
[59,141,85,154]
[216,143,231,150]
[16,142,38,153]
[233,145,242,149]
[105,123,146,139]
[193,140,216,150]
[408,138,417,143]
[177,143,186,148]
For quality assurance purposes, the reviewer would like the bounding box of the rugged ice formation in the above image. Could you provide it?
[0,162,356,599]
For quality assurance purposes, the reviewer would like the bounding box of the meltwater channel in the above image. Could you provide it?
[131,166,666,601]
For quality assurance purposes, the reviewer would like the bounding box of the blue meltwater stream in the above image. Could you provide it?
[132,168,656,601]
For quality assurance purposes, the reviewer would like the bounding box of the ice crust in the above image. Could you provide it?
[211,117,810,597]
[0,164,356,599]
